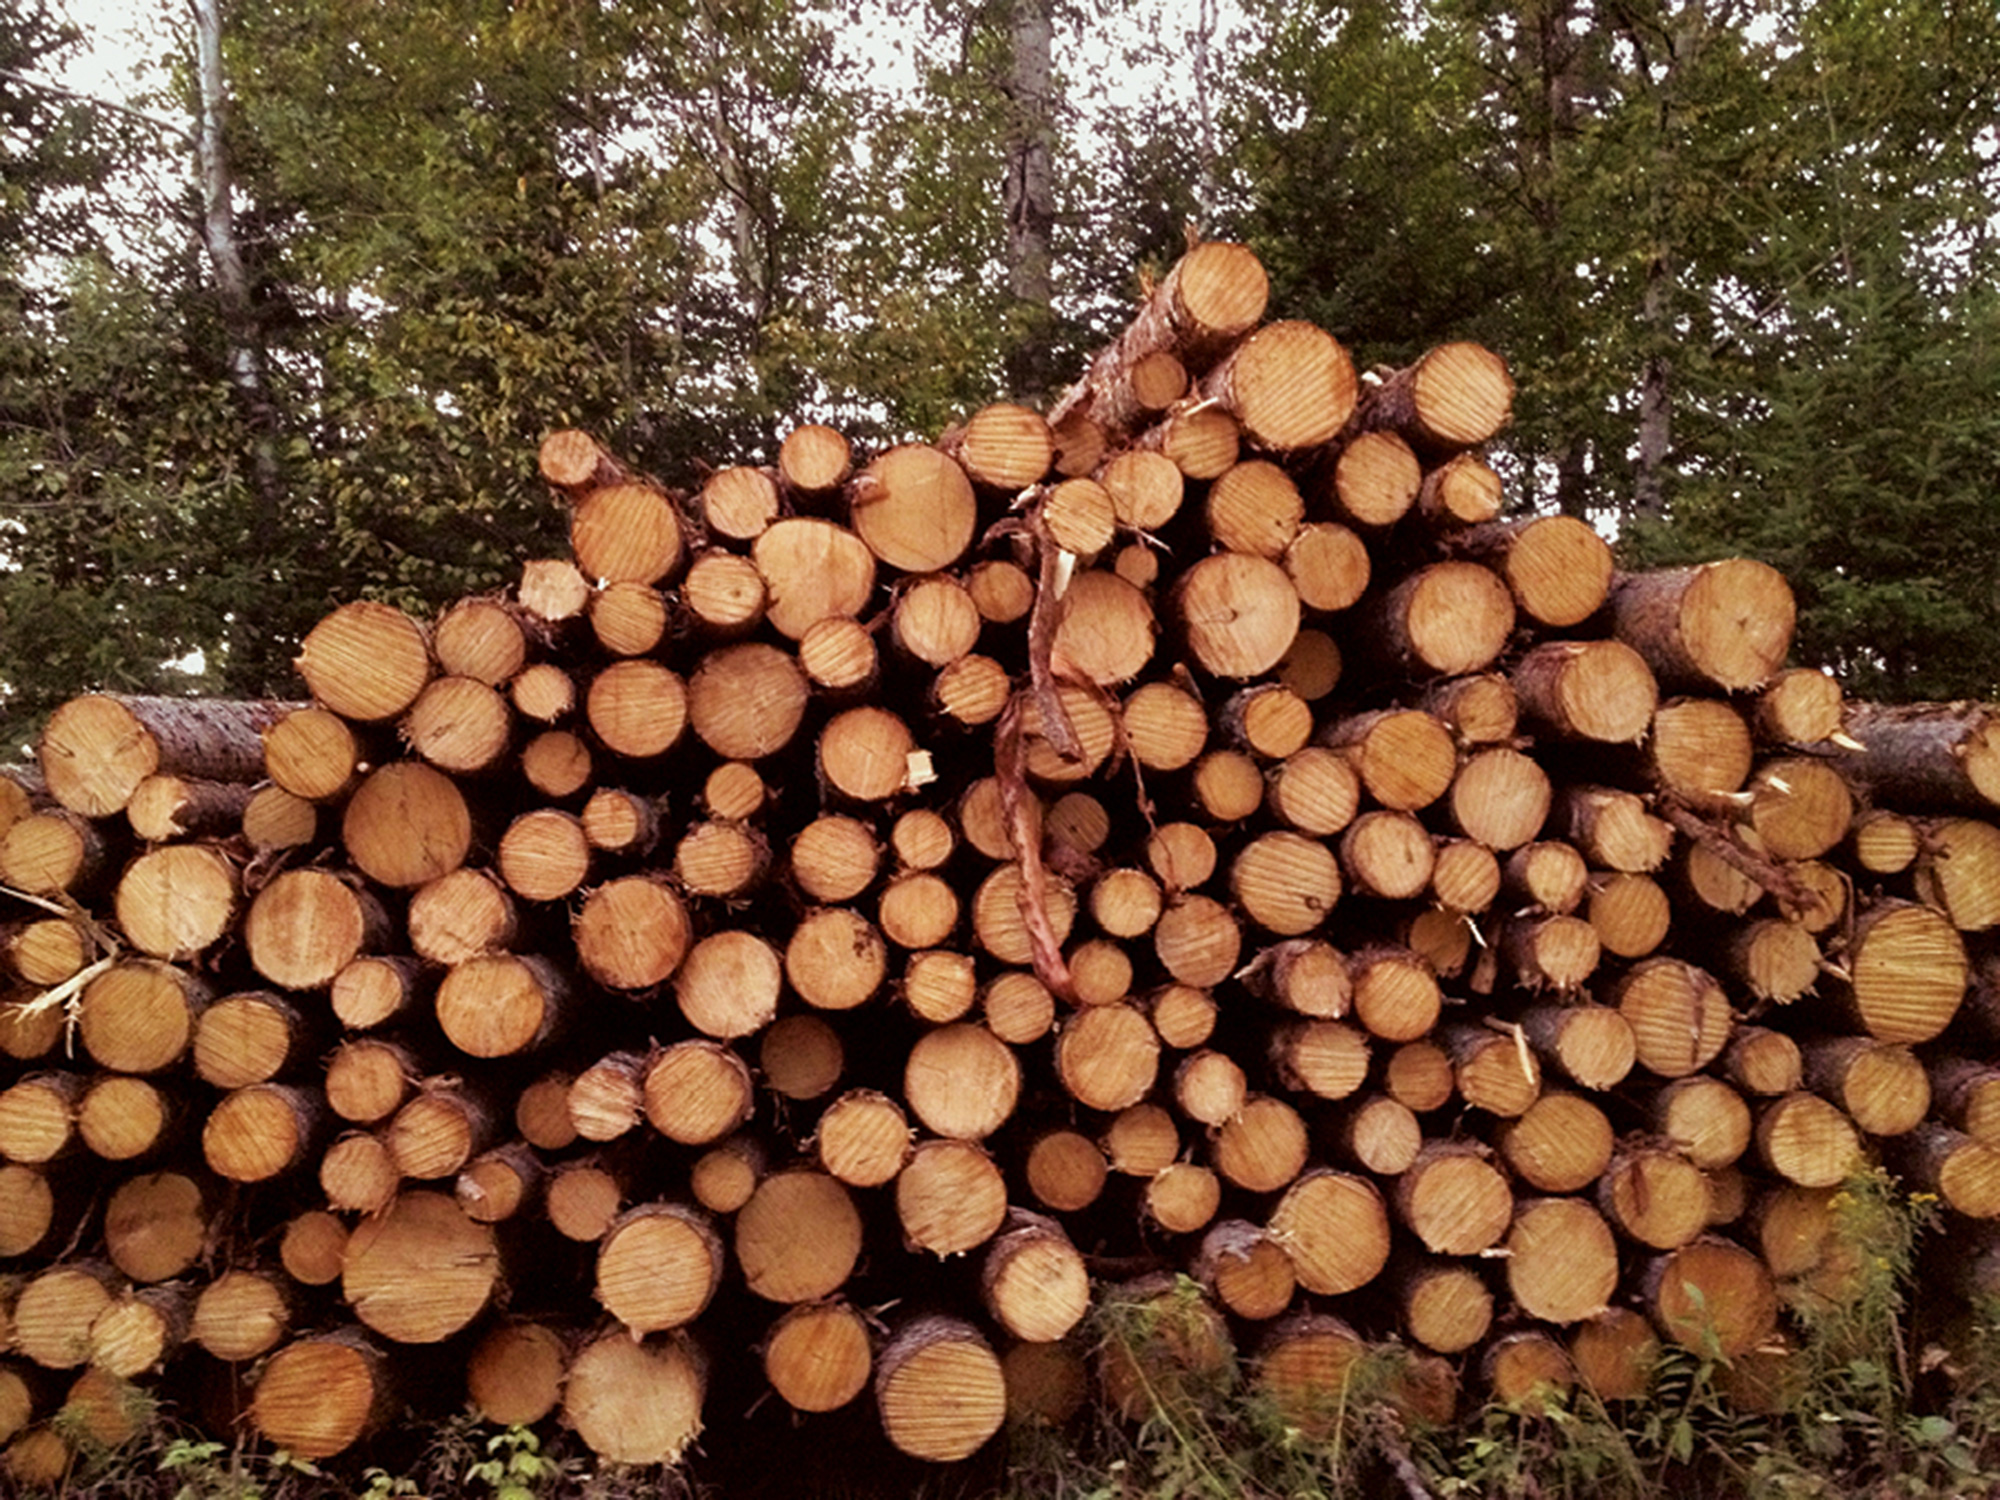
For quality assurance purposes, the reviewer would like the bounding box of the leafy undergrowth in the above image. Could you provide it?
[26,1170,2000,1500]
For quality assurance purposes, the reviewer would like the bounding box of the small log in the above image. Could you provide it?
[435,953,571,1058]
[192,990,316,1090]
[1267,1167,1391,1294]
[1399,1260,1495,1353]
[982,1211,1090,1343]
[590,579,670,655]
[1173,552,1302,679]
[642,1041,755,1145]
[250,1329,396,1459]
[455,1141,545,1224]
[1755,1091,1863,1187]
[1519,1003,1634,1090]
[1588,872,1673,958]
[1914,816,2000,931]
[897,1138,1007,1258]
[875,1316,1006,1464]
[76,1075,174,1162]
[1457,514,1612,628]
[190,1269,292,1362]
[1653,1075,1753,1169]
[572,874,690,991]
[1213,1094,1309,1193]
[1331,1094,1423,1175]
[467,1321,568,1426]
[699,466,780,542]
[342,1191,498,1343]
[849,445,977,573]
[1352,340,1514,453]
[432,597,528,686]
[1609,560,1795,692]
[203,1083,320,1183]
[1645,1237,1779,1356]
[1649,697,1755,797]
[584,660,688,761]
[1507,1197,1620,1324]
[320,1132,401,1215]
[1396,1141,1513,1254]
[104,1170,208,1283]
[77,959,208,1074]
[1600,1146,1713,1250]
[759,1014,845,1100]
[765,1301,873,1415]
[1494,1091,1615,1193]
[1614,957,1733,1078]
[330,954,432,1029]
[1194,1220,1297,1321]
[126,774,255,842]
[778,423,854,501]
[1353,561,1516,679]
[563,1331,705,1466]
[1511,639,1657,744]
[596,1203,724,1335]
[785,907,887,1012]
[245,868,388,991]
[1801,1036,1930,1137]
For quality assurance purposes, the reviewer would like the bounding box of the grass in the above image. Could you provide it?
[18,1168,2000,1500]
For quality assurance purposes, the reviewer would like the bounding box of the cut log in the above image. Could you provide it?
[590,580,670,656]
[39,693,290,817]
[1457,514,1612,628]
[341,762,472,888]
[1355,561,1516,679]
[1353,340,1514,453]
[563,1332,705,1465]
[436,953,571,1058]
[192,990,314,1090]
[191,1269,291,1362]
[77,959,208,1074]
[467,1321,568,1426]
[1267,1167,1391,1294]
[643,1042,756,1145]
[1839,898,1967,1043]
[875,1316,1006,1464]
[1194,1220,1297,1321]
[779,423,853,501]
[573,874,690,991]
[1755,1092,1863,1187]
[1507,1198,1619,1324]
[1609,560,1795,692]
[1399,1260,1495,1353]
[250,1329,394,1459]
[1174,553,1301,679]
[126,774,254,842]
[699,466,780,543]
[433,597,528,686]
[1645,1237,1779,1356]
[1494,1091,1614,1193]
[1511,639,1657,744]
[1396,1142,1513,1255]
[342,1191,498,1343]
[596,1203,724,1335]
[897,1139,1007,1257]
[1213,1094,1309,1193]
[764,1301,873,1415]
[785,907,887,1012]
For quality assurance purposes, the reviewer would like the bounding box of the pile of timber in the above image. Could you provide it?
[5,238,2000,1481]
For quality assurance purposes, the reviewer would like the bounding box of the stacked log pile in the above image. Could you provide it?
[5,239,2000,1481]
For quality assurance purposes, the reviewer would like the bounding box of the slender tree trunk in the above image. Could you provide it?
[1003,0,1056,403]
[191,0,282,541]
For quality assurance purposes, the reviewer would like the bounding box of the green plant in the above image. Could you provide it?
[466,1426,565,1500]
